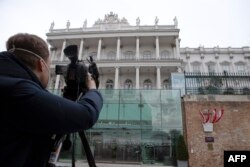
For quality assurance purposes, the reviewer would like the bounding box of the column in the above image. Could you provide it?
[136,37,140,60]
[116,37,120,60]
[60,40,66,61]
[175,37,180,59]
[114,67,119,89]
[230,54,235,72]
[156,67,161,89]
[78,39,84,60]
[54,75,60,91]
[136,67,140,89]
[155,36,160,59]
[97,38,102,60]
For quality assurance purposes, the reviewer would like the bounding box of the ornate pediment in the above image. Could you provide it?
[93,12,129,26]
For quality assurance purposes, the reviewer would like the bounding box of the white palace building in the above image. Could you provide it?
[46,12,250,165]
[47,12,250,92]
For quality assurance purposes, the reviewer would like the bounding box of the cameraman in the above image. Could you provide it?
[0,33,103,167]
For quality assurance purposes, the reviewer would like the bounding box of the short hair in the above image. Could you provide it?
[6,33,49,70]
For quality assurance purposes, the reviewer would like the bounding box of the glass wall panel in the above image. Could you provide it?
[58,89,183,166]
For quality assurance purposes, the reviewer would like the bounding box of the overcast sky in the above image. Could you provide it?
[1,0,250,51]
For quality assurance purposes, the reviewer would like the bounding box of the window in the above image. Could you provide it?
[142,51,152,60]
[235,62,246,73]
[107,51,116,60]
[124,51,135,60]
[191,61,202,73]
[160,50,171,59]
[207,63,216,73]
[192,64,201,73]
[236,64,245,73]
[124,79,133,89]
[162,79,171,89]
[221,63,230,73]
[106,79,114,89]
[143,79,152,89]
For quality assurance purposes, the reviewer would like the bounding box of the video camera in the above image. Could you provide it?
[55,45,99,100]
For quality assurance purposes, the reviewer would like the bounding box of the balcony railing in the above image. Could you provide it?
[184,72,250,95]
[51,57,181,63]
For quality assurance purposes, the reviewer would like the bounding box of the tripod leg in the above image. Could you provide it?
[48,135,65,166]
[72,133,76,167]
[78,131,97,167]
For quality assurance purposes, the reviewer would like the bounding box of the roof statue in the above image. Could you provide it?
[136,17,140,26]
[121,17,128,24]
[155,16,159,25]
[173,16,178,28]
[105,12,119,23]
[49,21,54,31]
[83,19,87,28]
[66,20,70,29]
[95,18,102,24]
[93,12,129,27]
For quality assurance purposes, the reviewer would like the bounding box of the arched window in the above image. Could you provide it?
[206,61,216,73]
[106,79,114,89]
[220,61,231,73]
[161,50,171,59]
[143,79,152,89]
[191,61,202,73]
[142,51,152,60]
[235,62,245,73]
[162,79,171,89]
[124,79,133,89]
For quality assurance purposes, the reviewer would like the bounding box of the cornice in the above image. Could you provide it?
[46,28,179,39]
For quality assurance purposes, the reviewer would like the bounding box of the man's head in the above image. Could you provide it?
[6,33,50,88]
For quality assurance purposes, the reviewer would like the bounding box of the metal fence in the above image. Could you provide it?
[184,72,250,95]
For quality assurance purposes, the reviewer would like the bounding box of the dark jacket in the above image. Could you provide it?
[0,51,103,167]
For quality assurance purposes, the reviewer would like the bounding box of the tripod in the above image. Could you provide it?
[51,45,99,167]
[48,92,97,167]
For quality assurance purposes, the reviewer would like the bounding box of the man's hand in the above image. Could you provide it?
[87,73,96,90]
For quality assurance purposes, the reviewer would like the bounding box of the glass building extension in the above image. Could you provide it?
[60,89,183,165]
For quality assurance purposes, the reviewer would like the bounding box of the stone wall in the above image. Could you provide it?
[182,95,250,167]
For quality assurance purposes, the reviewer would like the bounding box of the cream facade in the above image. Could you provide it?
[47,12,182,92]
[46,13,250,93]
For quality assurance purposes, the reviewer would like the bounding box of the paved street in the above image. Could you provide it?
[56,161,174,167]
